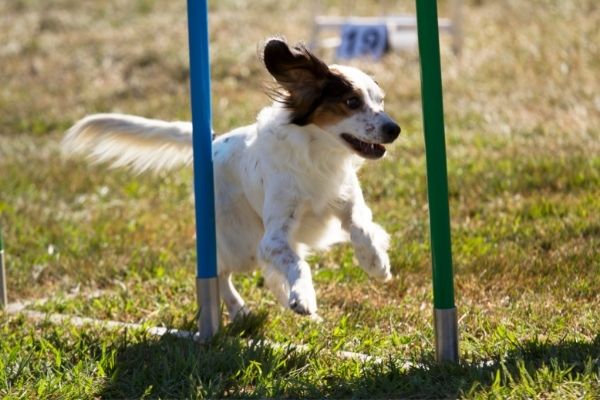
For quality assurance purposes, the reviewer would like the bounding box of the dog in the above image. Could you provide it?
[62,38,401,320]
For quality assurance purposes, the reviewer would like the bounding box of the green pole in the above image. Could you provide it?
[415,0,459,363]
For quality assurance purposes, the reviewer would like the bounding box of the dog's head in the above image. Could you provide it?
[263,38,400,160]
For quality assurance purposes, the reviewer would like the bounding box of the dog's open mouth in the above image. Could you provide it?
[341,133,386,159]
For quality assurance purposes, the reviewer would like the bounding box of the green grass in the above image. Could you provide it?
[1,0,599,398]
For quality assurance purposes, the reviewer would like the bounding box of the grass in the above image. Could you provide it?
[1,0,599,398]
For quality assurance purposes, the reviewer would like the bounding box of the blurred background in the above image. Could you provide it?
[2,0,600,136]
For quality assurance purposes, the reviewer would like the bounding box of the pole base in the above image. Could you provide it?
[196,277,220,342]
[434,307,459,363]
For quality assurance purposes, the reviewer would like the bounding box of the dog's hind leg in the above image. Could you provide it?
[219,273,249,321]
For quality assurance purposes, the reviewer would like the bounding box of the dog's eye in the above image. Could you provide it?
[345,97,362,109]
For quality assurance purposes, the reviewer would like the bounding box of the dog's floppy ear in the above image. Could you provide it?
[263,38,335,125]
[263,38,329,88]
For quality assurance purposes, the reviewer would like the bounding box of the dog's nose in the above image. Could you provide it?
[381,121,401,143]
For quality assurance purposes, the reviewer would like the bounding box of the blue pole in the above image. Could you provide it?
[186,0,220,339]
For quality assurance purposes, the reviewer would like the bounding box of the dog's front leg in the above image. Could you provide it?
[339,177,392,282]
[258,200,317,316]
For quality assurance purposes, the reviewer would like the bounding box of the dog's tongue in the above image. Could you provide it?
[341,133,386,159]
[362,142,386,159]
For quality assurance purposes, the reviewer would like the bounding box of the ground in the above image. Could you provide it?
[0,0,599,398]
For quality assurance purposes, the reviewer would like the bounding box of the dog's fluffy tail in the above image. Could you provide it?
[62,113,194,173]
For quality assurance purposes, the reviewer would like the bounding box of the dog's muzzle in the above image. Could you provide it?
[381,121,401,143]
[340,120,401,160]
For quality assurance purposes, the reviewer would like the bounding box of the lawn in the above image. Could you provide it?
[1,0,599,398]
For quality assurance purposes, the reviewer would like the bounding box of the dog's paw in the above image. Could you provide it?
[352,224,392,281]
[309,313,324,323]
[359,250,392,282]
[288,281,318,316]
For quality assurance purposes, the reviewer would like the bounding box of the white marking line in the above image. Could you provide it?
[7,307,385,364]
[12,309,192,338]
[4,289,108,314]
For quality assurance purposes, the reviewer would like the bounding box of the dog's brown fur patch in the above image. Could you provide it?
[310,90,364,128]
[263,39,360,126]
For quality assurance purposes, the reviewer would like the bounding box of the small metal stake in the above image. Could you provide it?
[0,230,7,307]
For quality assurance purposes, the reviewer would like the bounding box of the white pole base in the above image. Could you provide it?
[434,307,459,363]
[196,277,220,342]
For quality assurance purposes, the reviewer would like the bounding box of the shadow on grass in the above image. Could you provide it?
[99,310,320,399]
[100,318,600,399]
[339,334,600,398]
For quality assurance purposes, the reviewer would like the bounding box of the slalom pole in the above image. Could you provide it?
[415,0,459,363]
[186,0,220,340]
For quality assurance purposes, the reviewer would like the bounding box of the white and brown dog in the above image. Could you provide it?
[63,38,401,320]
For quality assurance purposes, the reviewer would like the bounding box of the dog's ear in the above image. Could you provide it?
[263,38,337,125]
[263,38,330,89]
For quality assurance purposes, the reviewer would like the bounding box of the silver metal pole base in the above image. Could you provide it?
[434,307,459,363]
[196,277,220,342]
